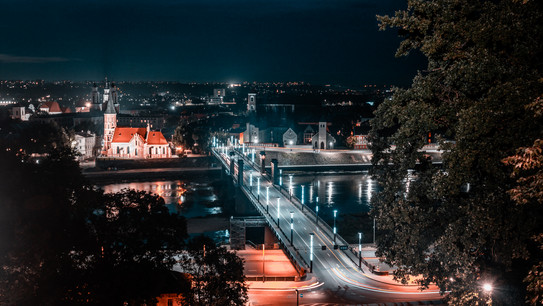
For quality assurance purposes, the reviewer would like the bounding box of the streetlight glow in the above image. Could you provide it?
[277,198,281,226]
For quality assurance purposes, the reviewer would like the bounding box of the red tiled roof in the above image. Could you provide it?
[111,127,146,143]
[146,131,168,145]
[61,107,72,114]
[40,101,62,113]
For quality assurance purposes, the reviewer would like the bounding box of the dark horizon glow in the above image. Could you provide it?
[0,0,426,86]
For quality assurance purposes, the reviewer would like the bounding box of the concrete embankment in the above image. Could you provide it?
[83,156,220,183]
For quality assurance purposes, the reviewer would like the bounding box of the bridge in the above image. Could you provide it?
[212,144,445,304]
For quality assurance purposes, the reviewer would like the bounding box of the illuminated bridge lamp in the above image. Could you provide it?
[358,232,362,268]
[301,185,305,211]
[315,196,319,225]
[333,209,338,244]
[310,233,314,273]
[266,186,270,213]
[257,177,260,200]
[290,211,294,246]
[277,198,281,226]
[250,171,253,187]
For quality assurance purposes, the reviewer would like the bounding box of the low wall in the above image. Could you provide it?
[95,156,212,170]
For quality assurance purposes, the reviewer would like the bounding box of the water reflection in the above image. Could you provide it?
[100,180,221,218]
[292,173,378,215]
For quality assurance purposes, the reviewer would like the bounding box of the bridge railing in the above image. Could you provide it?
[240,181,309,278]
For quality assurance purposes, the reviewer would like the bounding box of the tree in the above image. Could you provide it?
[78,189,188,305]
[503,96,543,304]
[370,0,543,304]
[177,236,248,306]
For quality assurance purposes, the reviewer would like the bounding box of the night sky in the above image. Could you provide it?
[0,0,425,86]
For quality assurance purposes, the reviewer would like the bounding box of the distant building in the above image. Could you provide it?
[311,122,336,150]
[101,87,171,159]
[9,105,31,121]
[247,93,256,113]
[283,128,297,146]
[39,101,63,115]
[73,131,97,160]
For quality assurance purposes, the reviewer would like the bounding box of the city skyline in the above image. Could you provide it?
[0,0,425,86]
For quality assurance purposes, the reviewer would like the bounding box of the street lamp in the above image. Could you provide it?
[373,218,376,245]
[279,169,283,187]
[257,177,260,201]
[333,209,338,244]
[315,196,319,225]
[310,233,314,273]
[289,175,293,198]
[358,232,362,268]
[250,171,253,187]
[277,198,281,226]
[301,185,305,208]
[266,186,270,213]
[290,211,294,246]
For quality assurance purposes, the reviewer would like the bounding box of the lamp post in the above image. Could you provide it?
[266,186,269,213]
[290,211,294,246]
[279,169,283,187]
[310,233,314,273]
[373,218,376,245]
[333,209,338,244]
[257,177,260,201]
[250,171,253,187]
[277,198,281,226]
[295,289,299,306]
[315,196,319,225]
[358,232,362,268]
[289,174,293,198]
[301,185,305,211]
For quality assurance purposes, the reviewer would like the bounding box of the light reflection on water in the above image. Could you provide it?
[289,173,378,217]
[100,180,221,218]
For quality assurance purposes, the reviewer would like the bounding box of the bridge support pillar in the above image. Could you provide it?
[260,151,266,174]
[271,159,279,185]
[264,226,275,248]
[237,159,244,186]
[229,155,235,177]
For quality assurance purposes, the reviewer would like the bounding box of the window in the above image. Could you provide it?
[149,147,152,155]
[127,147,130,154]
[167,299,173,306]
[117,147,120,154]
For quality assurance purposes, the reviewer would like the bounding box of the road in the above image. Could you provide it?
[214,146,444,305]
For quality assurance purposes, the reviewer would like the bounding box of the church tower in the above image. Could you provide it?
[247,93,256,113]
[318,121,327,150]
[110,82,120,113]
[90,83,101,111]
[103,92,117,155]
[102,77,110,110]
